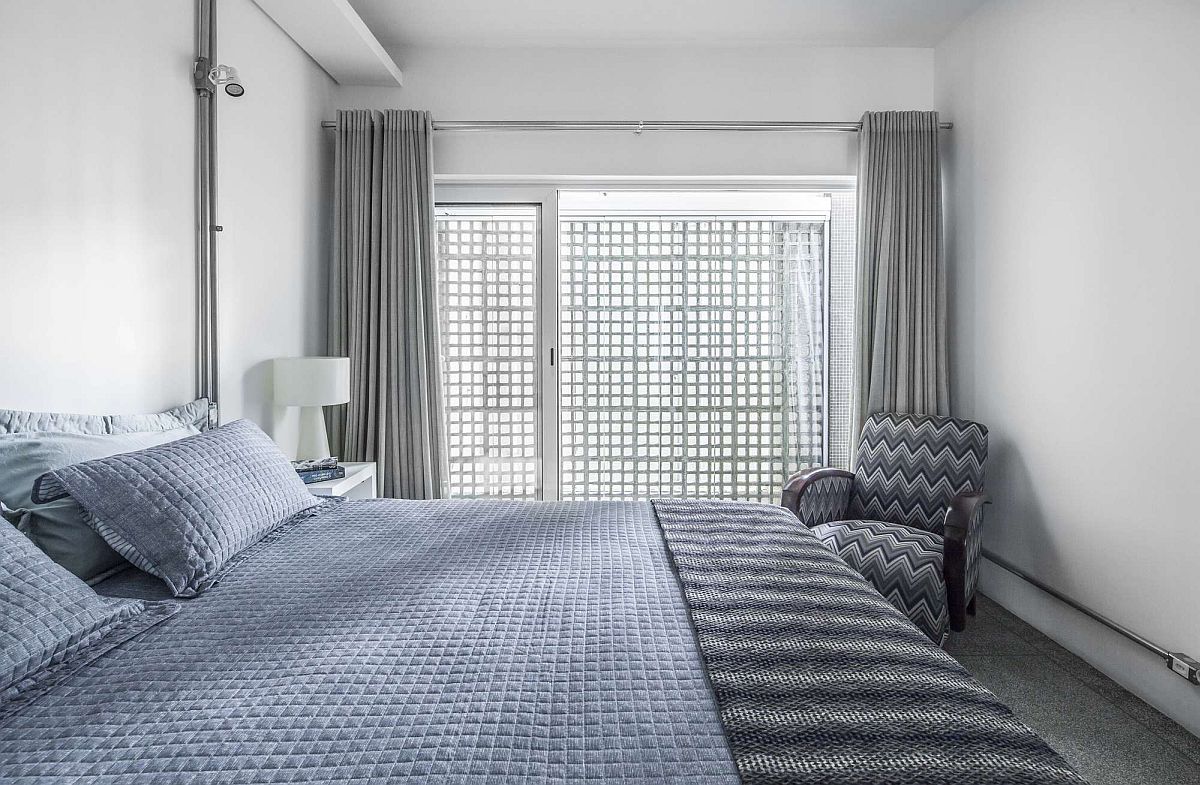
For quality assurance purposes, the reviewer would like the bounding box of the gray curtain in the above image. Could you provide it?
[852,110,950,447]
[328,109,445,499]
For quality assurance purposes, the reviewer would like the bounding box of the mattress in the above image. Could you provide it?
[0,499,1083,784]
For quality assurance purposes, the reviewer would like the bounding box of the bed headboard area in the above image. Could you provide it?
[0,1,333,448]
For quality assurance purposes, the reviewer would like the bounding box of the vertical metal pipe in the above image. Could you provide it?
[194,0,206,406]
[207,22,220,428]
[195,0,219,425]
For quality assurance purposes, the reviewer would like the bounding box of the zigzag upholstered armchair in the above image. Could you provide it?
[781,413,989,644]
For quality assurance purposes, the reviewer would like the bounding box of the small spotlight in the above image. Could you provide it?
[208,64,244,98]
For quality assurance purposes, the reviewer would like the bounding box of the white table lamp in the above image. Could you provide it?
[273,357,350,460]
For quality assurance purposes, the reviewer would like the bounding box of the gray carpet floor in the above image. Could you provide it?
[945,596,1200,785]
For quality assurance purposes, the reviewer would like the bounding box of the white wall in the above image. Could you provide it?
[0,0,333,452]
[217,0,333,452]
[0,1,194,413]
[334,45,935,177]
[936,0,1200,733]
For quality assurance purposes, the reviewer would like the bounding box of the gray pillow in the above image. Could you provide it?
[35,420,322,598]
[108,398,211,435]
[1,519,172,702]
[0,428,199,582]
[0,398,210,436]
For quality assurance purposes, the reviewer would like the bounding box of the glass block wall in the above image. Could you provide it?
[558,217,827,502]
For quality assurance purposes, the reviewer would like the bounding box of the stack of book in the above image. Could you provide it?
[292,457,345,484]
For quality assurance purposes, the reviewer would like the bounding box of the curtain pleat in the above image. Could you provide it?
[328,109,445,499]
[852,111,950,451]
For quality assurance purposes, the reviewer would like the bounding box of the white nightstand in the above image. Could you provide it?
[306,462,377,500]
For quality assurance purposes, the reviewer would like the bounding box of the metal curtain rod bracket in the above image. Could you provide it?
[318,119,954,132]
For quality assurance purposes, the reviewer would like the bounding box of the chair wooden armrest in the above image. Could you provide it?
[942,491,989,632]
[781,467,855,527]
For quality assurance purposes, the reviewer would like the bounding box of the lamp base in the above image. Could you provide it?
[296,406,332,460]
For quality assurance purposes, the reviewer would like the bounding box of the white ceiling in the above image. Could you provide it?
[347,0,987,49]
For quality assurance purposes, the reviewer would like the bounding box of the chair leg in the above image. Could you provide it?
[967,595,977,616]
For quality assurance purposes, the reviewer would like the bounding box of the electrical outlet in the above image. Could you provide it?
[1167,653,1200,685]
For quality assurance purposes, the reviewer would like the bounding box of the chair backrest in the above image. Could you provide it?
[849,413,988,534]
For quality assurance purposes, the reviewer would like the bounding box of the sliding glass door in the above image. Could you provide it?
[435,205,542,498]
[434,187,854,502]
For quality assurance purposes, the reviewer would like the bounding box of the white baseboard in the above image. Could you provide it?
[979,559,1200,738]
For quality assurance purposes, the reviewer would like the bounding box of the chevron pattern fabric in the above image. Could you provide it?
[849,413,988,535]
[653,500,1084,785]
[962,502,986,605]
[813,519,949,642]
[793,474,853,527]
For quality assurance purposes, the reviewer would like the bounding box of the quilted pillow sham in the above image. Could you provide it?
[33,420,321,598]
[0,428,199,582]
[0,519,172,702]
[0,398,210,436]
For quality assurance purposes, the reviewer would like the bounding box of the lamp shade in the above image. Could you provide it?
[273,357,350,407]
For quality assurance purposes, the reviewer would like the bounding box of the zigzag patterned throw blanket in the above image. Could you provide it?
[652,499,1085,785]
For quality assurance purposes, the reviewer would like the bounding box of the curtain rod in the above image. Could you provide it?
[318,119,953,132]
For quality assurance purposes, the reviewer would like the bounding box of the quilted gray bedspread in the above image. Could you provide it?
[1,499,1082,784]
[1,500,740,784]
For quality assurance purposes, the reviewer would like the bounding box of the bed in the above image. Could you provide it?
[0,420,1084,784]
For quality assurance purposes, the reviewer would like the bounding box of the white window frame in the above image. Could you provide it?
[436,184,561,499]
[434,177,855,501]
